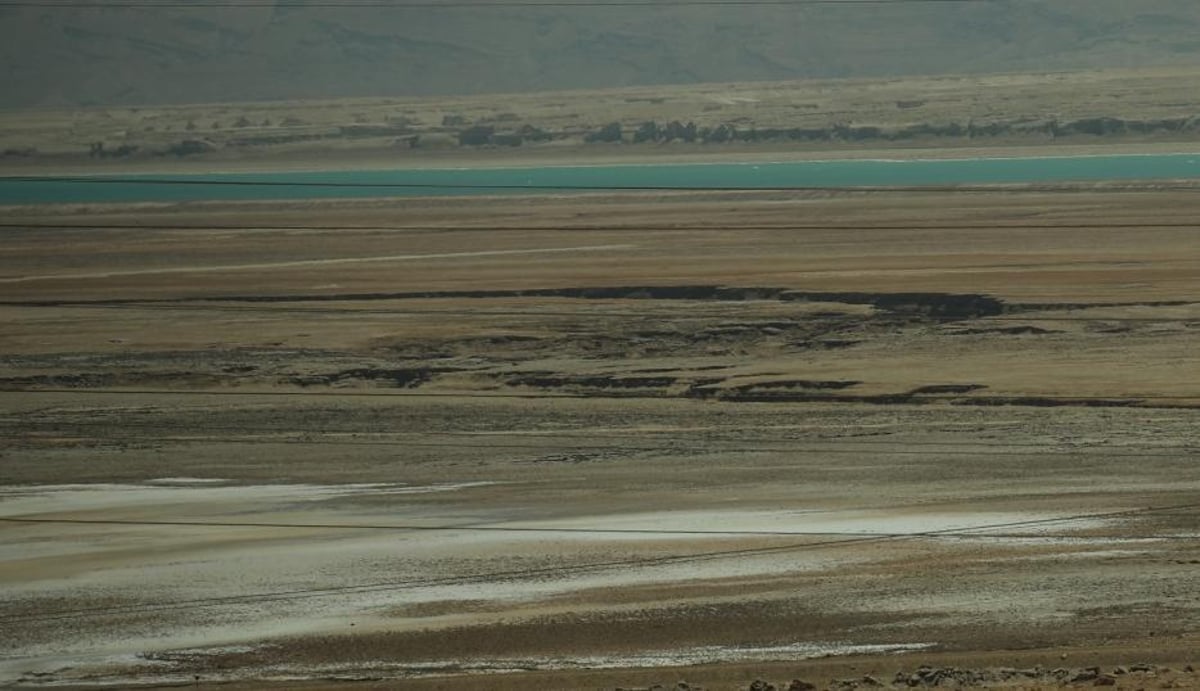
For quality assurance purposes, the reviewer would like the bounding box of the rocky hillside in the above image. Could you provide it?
[3,0,1200,107]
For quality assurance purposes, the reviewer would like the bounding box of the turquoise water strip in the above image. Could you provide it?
[2,153,1199,205]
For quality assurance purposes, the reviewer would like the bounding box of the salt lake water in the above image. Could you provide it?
[2,152,1199,205]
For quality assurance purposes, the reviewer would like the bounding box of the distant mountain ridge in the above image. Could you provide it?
[2,0,1200,108]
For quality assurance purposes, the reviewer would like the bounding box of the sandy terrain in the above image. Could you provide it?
[2,186,1199,689]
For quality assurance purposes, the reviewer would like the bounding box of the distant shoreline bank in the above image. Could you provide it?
[4,140,1200,177]
[4,66,1199,177]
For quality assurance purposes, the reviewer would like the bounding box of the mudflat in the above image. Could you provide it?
[2,186,1199,689]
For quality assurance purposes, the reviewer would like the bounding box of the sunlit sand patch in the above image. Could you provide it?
[142,477,230,485]
[0,492,1141,686]
[463,641,935,671]
[4,641,935,687]
[0,481,500,517]
[492,508,1115,539]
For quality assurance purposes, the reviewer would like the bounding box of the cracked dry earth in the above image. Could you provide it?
[1,188,1200,689]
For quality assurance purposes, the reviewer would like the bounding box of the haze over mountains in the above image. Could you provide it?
[3,0,1200,108]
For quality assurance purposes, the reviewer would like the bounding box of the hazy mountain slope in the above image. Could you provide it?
[2,0,1199,107]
